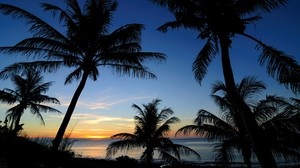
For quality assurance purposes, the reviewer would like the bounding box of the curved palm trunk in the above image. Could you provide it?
[145,147,154,166]
[219,35,277,168]
[51,72,89,151]
[243,150,252,168]
[241,140,252,168]
[14,113,22,132]
[13,104,26,133]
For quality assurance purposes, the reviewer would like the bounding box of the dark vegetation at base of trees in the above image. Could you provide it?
[0,132,72,167]
[0,129,203,168]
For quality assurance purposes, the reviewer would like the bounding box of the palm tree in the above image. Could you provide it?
[148,0,300,167]
[106,99,200,166]
[0,0,166,150]
[254,95,300,164]
[177,77,264,167]
[177,77,300,167]
[262,96,300,130]
[0,68,60,133]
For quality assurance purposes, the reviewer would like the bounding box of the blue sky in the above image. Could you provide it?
[0,0,299,138]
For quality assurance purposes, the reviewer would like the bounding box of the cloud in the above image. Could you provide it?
[72,113,134,125]
[0,104,12,110]
[59,95,151,110]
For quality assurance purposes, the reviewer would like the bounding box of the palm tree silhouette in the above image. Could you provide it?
[177,77,300,167]
[0,0,166,150]
[254,95,300,164]
[148,0,300,167]
[177,77,264,167]
[0,68,60,133]
[106,99,200,166]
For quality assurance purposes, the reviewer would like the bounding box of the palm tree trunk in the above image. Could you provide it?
[13,113,22,132]
[51,72,89,151]
[243,154,252,168]
[145,147,154,167]
[13,105,26,133]
[219,35,277,168]
[242,144,252,168]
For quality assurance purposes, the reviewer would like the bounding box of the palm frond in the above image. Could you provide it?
[195,109,229,127]
[237,76,266,101]
[254,98,277,124]
[213,140,237,166]
[0,4,65,40]
[211,95,231,112]
[193,37,218,84]
[35,95,60,105]
[201,124,237,141]
[157,107,174,122]
[41,3,73,24]
[235,0,287,14]
[14,37,71,55]
[103,63,157,79]
[132,103,145,117]
[109,24,144,45]
[161,143,201,161]
[157,20,187,33]
[64,67,82,84]
[0,90,17,104]
[65,0,82,18]
[6,105,24,121]
[157,150,180,164]
[0,61,63,79]
[100,52,166,67]
[0,46,53,58]
[29,104,46,125]
[31,81,53,94]
[106,139,143,158]
[157,8,204,33]
[110,133,137,140]
[30,104,61,114]
[272,146,300,163]
[241,33,300,95]
[259,45,300,94]
[211,80,228,95]
[155,117,180,137]
[176,125,202,137]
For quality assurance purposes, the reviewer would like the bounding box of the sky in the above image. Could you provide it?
[0,0,299,139]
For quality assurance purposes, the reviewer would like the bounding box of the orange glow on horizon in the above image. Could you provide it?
[85,135,110,139]
[21,116,196,139]
[25,130,195,139]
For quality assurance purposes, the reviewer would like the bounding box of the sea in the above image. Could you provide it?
[71,138,299,167]
[71,138,244,163]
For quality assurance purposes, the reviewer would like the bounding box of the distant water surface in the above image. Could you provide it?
[72,138,231,162]
[71,138,299,167]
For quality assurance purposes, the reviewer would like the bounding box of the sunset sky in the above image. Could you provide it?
[0,0,299,139]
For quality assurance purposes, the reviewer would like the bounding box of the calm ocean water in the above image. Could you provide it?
[71,138,244,163]
[70,138,300,167]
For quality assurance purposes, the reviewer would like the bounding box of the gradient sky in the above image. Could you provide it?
[0,0,299,139]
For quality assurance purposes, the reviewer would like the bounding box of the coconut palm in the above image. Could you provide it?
[106,99,200,166]
[177,77,300,167]
[0,68,60,132]
[177,77,265,167]
[148,0,300,167]
[261,96,300,130]
[0,0,166,150]
[254,95,300,164]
